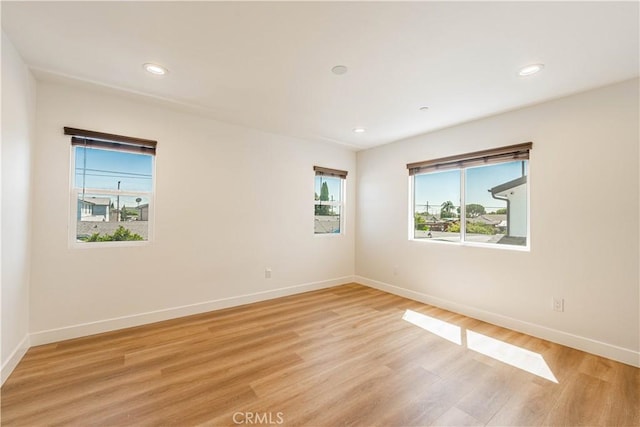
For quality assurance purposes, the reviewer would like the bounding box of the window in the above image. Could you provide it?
[66,127,156,245]
[408,142,531,247]
[413,169,461,242]
[314,166,347,235]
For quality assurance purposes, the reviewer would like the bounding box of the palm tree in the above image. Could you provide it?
[440,200,455,218]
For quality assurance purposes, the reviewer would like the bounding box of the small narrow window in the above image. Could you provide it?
[66,127,156,245]
[408,142,531,248]
[314,166,347,235]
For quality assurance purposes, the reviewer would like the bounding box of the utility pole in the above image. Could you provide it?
[116,181,121,222]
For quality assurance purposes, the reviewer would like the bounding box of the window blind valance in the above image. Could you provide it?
[407,142,532,175]
[314,166,348,179]
[65,127,157,155]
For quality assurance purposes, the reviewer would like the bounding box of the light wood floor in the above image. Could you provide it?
[1,283,638,426]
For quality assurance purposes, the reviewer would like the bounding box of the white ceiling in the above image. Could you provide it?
[2,1,638,150]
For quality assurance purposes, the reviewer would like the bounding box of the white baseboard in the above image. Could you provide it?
[30,276,354,347]
[355,275,640,368]
[23,275,638,373]
[1,334,30,386]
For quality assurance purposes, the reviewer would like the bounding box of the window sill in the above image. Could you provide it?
[409,237,530,252]
[314,233,344,238]
[70,240,152,249]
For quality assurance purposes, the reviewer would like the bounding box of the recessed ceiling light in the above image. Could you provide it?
[518,63,544,77]
[419,106,430,111]
[143,63,167,75]
[353,127,366,133]
[331,65,348,75]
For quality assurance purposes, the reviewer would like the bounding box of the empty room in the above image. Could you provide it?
[1,1,638,426]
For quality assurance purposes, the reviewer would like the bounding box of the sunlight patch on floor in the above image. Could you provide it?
[402,309,558,383]
[466,330,558,383]
[402,309,462,345]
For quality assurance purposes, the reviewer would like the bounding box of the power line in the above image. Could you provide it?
[75,167,151,178]
[76,173,151,180]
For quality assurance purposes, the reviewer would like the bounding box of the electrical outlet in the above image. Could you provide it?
[552,297,564,312]
[265,268,272,279]
[393,265,398,276]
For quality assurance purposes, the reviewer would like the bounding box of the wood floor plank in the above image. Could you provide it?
[544,372,612,426]
[486,380,559,427]
[431,406,483,426]
[2,283,638,426]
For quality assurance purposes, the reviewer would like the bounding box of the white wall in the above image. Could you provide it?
[4,48,637,375]
[29,79,355,342]
[356,79,639,366]
[507,183,527,238]
[1,32,36,383]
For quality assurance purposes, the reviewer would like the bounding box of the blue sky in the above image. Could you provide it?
[315,176,341,202]
[75,147,153,192]
[414,161,526,215]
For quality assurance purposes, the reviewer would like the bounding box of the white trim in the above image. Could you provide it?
[30,276,354,346]
[407,175,414,239]
[409,160,531,252]
[355,275,640,368]
[69,143,155,248]
[313,232,344,238]
[314,174,345,236]
[409,237,530,252]
[460,166,466,237]
[313,201,341,207]
[1,334,30,386]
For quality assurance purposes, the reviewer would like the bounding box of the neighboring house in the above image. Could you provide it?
[489,176,527,237]
[138,203,149,221]
[419,214,454,232]
[468,214,506,226]
[423,215,439,224]
[482,214,507,225]
[77,197,110,222]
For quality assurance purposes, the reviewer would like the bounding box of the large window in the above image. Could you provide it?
[66,127,156,245]
[408,143,531,248]
[314,166,347,235]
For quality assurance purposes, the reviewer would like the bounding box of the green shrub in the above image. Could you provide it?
[447,222,495,235]
[414,214,429,231]
[84,226,144,242]
[466,222,495,235]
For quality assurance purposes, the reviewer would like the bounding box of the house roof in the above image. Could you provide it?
[489,176,527,195]
[468,215,506,225]
[483,214,507,223]
[80,197,111,206]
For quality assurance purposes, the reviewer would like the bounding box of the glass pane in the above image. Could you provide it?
[413,170,461,242]
[76,193,149,242]
[74,147,153,192]
[315,206,341,234]
[464,160,527,246]
[314,176,342,234]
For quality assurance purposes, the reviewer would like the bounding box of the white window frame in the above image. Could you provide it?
[313,170,346,237]
[68,145,156,249]
[408,151,531,252]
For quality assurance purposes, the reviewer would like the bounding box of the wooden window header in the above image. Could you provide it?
[65,127,157,155]
[407,142,532,175]
[314,166,348,179]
